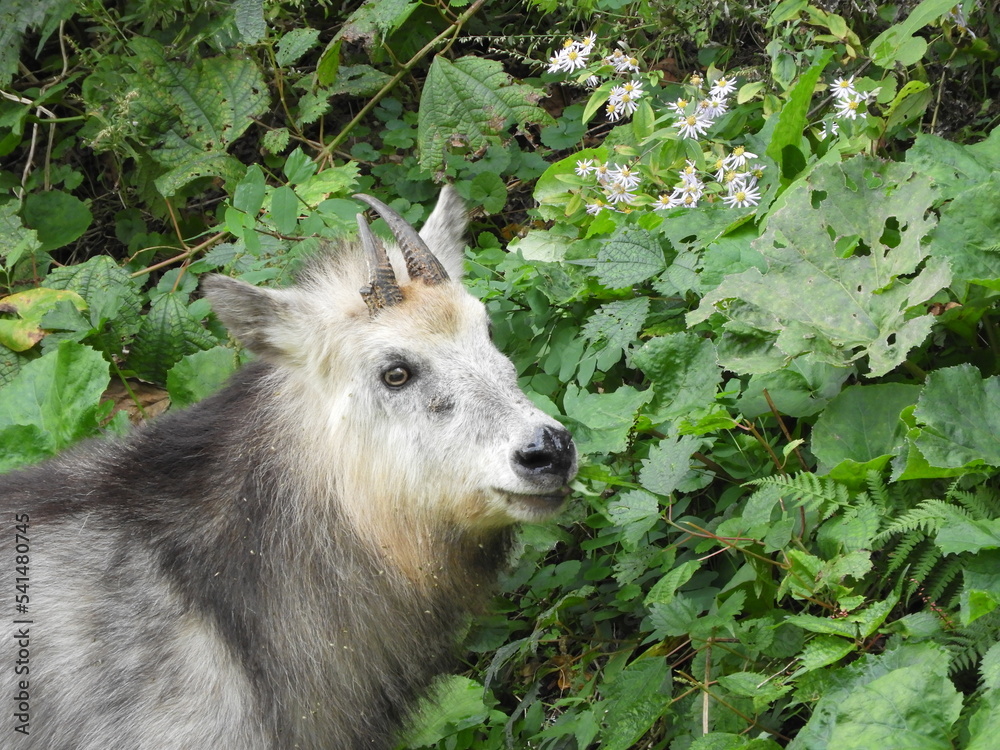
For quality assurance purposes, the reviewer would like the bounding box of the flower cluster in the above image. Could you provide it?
[828,75,869,121]
[546,33,597,74]
[665,74,737,140]
[546,35,645,123]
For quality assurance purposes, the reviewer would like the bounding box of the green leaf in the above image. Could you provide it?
[0,0,76,87]
[166,346,238,409]
[607,489,660,550]
[765,49,832,179]
[468,171,507,214]
[417,56,554,173]
[234,0,265,44]
[128,294,217,383]
[592,227,666,289]
[633,332,721,420]
[823,665,961,748]
[640,433,701,497]
[811,383,920,475]
[581,298,650,362]
[233,164,267,216]
[0,202,41,270]
[0,288,87,351]
[0,340,109,463]
[401,675,491,747]
[689,156,949,377]
[46,255,144,357]
[563,385,652,456]
[868,0,956,67]
[21,190,93,252]
[928,173,1000,292]
[270,185,300,234]
[912,364,1000,470]
[959,555,1000,624]
[126,37,269,196]
[645,560,700,606]
[275,27,321,67]
[599,658,671,750]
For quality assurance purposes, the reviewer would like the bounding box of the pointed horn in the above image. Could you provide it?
[357,213,403,317]
[353,193,450,285]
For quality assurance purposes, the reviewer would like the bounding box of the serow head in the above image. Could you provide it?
[204,186,577,529]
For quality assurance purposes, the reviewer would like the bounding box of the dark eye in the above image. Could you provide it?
[382,365,412,388]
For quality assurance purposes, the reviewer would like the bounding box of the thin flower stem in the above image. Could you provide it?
[316,0,486,163]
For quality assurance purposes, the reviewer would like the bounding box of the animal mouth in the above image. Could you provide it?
[498,486,571,511]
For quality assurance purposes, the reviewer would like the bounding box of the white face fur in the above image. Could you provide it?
[205,188,577,550]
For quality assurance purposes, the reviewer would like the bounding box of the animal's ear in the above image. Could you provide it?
[419,185,468,280]
[202,275,298,362]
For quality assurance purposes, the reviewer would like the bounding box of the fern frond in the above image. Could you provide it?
[884,529,925,578]
[875,498,973,543]
[951,483,1000,520]
[751,473,851,520]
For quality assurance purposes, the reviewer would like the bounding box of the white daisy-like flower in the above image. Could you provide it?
[667,97,691,115]
[577,32,597,51]
[723,145,758,170]
[818,120,840,140]
[575,159,596,177]
[616,93,639,117]
[603,182,638,205]
[585,75,601,88]
[834,95,866,120]
[709,75,737,98]
[830,75,857,100]
[689,74,703,88]
[679,159,700,186]
[652,194,674,210]
[606,48,641,73]
[607,164,641,190]
[606,100,624,122]
[593,162,612,184]
[701,96,729,120]
[676,113,711,139]
[585,199,608,215]
[723,183,761,208]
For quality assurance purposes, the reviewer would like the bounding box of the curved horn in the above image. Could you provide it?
[357,213,403,317]
[353,193,450,285]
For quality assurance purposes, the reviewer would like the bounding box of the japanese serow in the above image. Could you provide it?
[0,187,576,749]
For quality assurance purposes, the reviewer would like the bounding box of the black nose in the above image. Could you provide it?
[512,425,575,483]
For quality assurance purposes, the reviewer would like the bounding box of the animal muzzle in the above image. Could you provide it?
[511,424,577,487]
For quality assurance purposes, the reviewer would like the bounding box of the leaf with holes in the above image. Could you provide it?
[689,156,950,377]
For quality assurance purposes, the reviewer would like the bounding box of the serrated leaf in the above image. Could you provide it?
[126,37,269,196]
[794,634,854,675]
[417,56,554,173]
[0,202,41,270]
[592,227,665,289]
[689,156,950,377]
[633,332,720,420]
[645,560,700,606]
[46,255,144,357]
[581,297,650,360]
[275,27,321,67]
[640,433,700,497]
[607,489,660,550]
[927,173,1000,292]
[562,385,652,456]
[234,0,265,43]
[599,658,671,750]
[128,294,217,383]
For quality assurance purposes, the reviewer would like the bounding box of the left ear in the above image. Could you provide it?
[419,185,468,280]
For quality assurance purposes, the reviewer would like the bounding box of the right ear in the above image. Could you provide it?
[418,185,468,280]
[201,275,299,363]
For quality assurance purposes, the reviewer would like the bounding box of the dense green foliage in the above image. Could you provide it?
[2,0,1000,747]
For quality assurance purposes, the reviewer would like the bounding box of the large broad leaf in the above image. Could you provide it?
[689,156,950,377]
[910,364,1000,470]
[0,340,110,469]
[125,37,269,196]
[927,173,1000,293]
[417,56,553,173]
[811,383,920,476]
